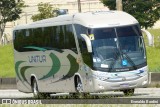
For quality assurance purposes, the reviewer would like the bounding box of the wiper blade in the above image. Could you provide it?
[122,52,137,70]
[108,51,137,72]
[108,50,120,72]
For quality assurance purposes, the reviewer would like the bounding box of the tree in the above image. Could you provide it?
[0,0,25,39]
[31,2,58,22]
[101,0,160,29]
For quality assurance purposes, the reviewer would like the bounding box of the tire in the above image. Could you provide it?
[69,93,78,98]
[32,79,51,99]
[123,89,134,96]
[76,77,83,93]
[74,77,90,98]
[69,92,90,99]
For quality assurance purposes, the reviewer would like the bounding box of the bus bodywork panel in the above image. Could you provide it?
[13,11,138,31]
[91,66,148,92]
[14,49,79,93]
[73,11,138,28]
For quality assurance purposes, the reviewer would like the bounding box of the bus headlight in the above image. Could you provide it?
[137,70,148,77]
[142,80,148,85]
[92,74,108,81]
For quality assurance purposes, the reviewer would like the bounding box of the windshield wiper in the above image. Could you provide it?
[113,27,137,71]
[108,49,120,72]
[108,50,137,72]
[121,52,137,70]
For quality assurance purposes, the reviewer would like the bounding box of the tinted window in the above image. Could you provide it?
[14,25,77,53]
[92,28,116,39]
[65,25,77,52]
[116,25,142,37]
[74,24,87,53]
[74,24,93,68]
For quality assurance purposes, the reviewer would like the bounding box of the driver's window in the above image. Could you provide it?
[74,24,93,68]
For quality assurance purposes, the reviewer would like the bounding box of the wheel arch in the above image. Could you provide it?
[30,74,38,88]
[74,73,83,91]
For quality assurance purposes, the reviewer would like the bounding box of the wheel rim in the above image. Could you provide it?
[33,80,38,96]
[77,79,83,92]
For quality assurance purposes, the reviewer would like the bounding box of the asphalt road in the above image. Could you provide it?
[0,88,160,98]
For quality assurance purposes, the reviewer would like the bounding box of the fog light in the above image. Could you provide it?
[98,84,104,89]
[142,80,148,85]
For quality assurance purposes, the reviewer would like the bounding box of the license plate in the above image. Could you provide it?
[120,83,129,87]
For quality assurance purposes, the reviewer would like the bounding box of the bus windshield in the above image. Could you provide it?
[91,25,146,72]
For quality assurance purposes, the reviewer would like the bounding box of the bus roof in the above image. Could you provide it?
[13,11,138,30]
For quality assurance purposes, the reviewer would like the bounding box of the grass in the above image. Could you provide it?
[148,28,160,48]
[146,28,160,72]
[147,47,160,72]
[0,28,160,77]
[0,44,15,77]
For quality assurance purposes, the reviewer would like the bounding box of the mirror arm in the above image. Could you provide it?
[80,34,92,52]
[141,29,154,46]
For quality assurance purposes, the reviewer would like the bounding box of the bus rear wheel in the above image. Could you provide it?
[32,78,50,99]
[123,89,135,96]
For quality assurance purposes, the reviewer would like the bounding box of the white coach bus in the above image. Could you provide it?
[13,11,149,98]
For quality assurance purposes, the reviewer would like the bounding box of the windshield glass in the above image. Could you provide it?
[91,25,146,72]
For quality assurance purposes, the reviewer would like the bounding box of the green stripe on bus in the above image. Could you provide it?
[24,46,47,51]
[62,54,79,79]
[39,53,61,80]
[15,61,25,81]
[20,66,34,85]
[51,54,79,83]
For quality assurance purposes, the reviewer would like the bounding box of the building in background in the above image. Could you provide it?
[153,20,160,29]
[18,0,107,24]
[4,0,107,41]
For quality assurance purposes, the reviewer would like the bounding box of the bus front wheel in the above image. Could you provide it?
[76,77,83,93]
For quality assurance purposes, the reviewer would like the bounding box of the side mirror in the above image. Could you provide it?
[141,29,154,46]
[80,34,92,52]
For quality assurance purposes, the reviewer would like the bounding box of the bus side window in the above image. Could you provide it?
[14,30,18,51]
[43,27,52,47]
[65,25,77,53]
[74,24,93,68]
[52,26,58,48]
[19,29,25,52]
[56,26,64,49]
[74,24,87,53]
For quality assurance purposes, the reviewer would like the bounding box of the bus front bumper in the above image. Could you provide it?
[92,74,148,92]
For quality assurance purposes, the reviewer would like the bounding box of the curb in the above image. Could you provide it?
[0,73,160,89]
[0,78,17,89]
[1,78,16,84]
[148,72,160,87]
[150,72,160,82]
